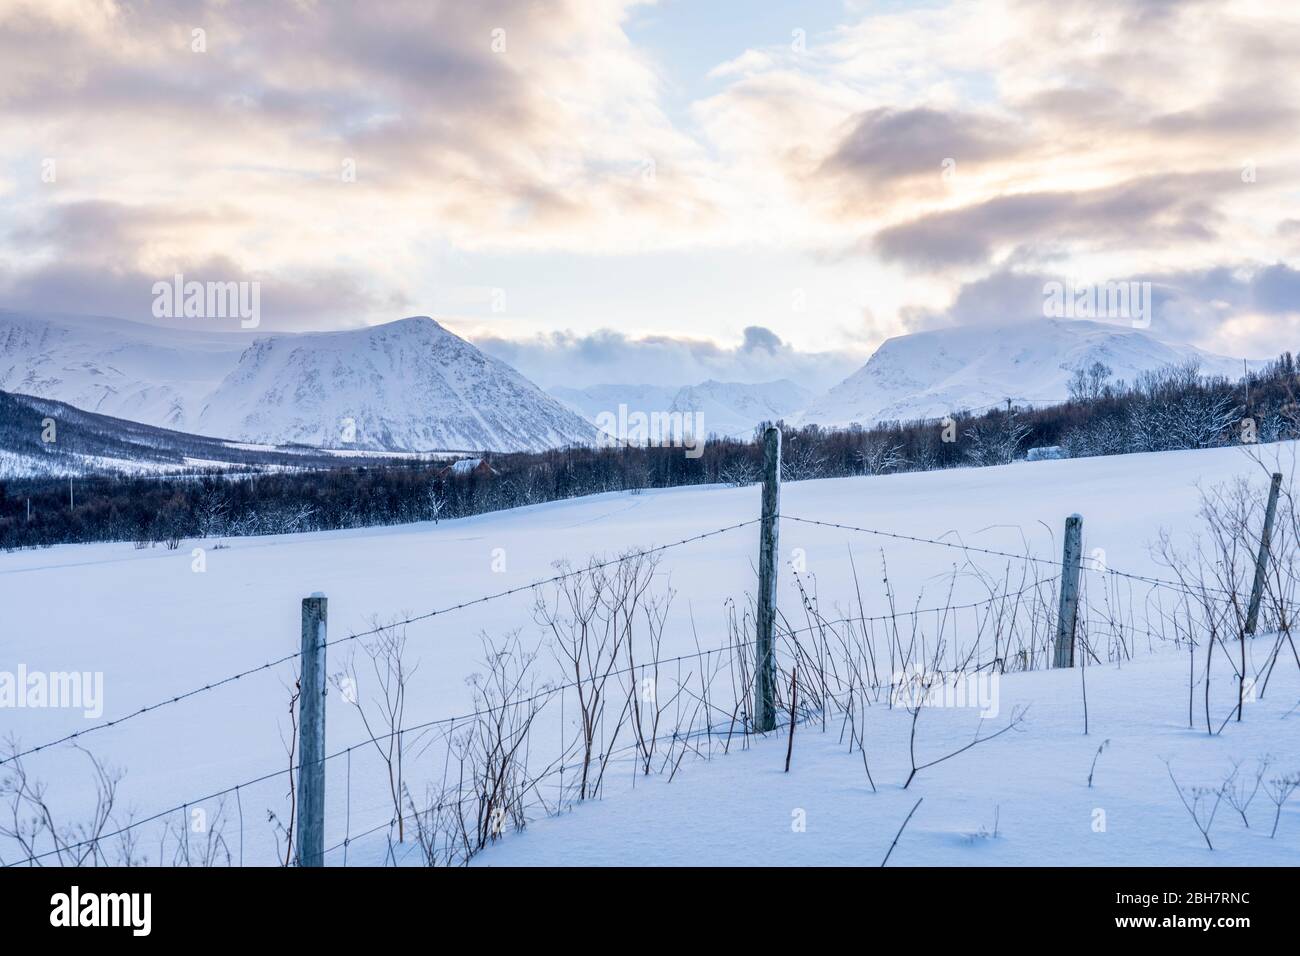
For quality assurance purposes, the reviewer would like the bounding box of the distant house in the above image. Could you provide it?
[437,457,495,480]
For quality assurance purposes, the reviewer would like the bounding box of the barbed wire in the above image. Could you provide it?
[8,504,1220,770]
[781,513,1239,600]
[321,719,742,862]
[5,566,1227,867]
[330,518,761,649]
[3,635,758,867]
[777,577,1059,642]
[0,518,760,768]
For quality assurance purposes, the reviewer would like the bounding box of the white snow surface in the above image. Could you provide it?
[800,318,1257,427]
[2,442,1297,866]
[478,649,1298,866]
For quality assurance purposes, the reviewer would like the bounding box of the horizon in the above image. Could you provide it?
[3,305,1275,397]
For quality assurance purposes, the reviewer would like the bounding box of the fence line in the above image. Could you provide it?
[781,513,1240,600]
[0,574,1242,867]
[5,566,1122,868]
[5,489,1273,866]
[1,517,761,768]
[2,633,758,867]
[0,568,1123,867]
[8,509,1226,770]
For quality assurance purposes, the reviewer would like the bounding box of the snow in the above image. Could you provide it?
[1,441,1296,866]
[476,648,1299,866]
[799,318,1259,427]
[2,312,598,453]
[0,449,201,479]
[0,310,249,432]
[447,457,484,475]
[196,317,598,452]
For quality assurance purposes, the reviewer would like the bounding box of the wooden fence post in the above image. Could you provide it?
[1245,472,1283,636]
[755,426,781,732]
[1053,514,1083,668]
[296,593,327,867]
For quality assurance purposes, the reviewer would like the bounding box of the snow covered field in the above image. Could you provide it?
[479,648,1299,866]
[2,441,1297,866]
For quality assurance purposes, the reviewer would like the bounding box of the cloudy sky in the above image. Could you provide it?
[2,0,1298,388]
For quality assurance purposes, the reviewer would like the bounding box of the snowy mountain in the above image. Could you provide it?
[553,379,812,440]
[1,312,599,452]
[0,390,441,478]
[800,319,1255,427]
[0,310,247,432]
[195,317,599,452]
[550,383,678,425]
[669,379,813,439]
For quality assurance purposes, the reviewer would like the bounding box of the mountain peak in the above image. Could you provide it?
[196,314,598,451]
[800,319,1253,427]
[3,310,597,453]
[363,315,448,337]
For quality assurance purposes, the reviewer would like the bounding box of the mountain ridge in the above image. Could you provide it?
[1,311,598,452]
[799,319,1257,427]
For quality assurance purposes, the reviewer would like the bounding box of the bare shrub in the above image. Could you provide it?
[1165,761,1227,851]
[0,739,125,866]
[332,617,415,842]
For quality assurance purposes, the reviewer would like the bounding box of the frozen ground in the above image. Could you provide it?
[1,441,1297,865]
[475,648,1299,866]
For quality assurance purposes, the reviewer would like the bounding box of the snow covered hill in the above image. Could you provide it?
[1,312,599,452]
[0,390,445,478]
[800,319,1255,427]
[0,310,246,432]
[553,379,812,440]
[195,317,599,451]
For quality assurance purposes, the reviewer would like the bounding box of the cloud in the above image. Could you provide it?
[899,269,1053,330]
[741,325,783,353]
[0,198,398,329]
[822,106,1025,186]
[873,174,1223,270]
[0,0,716,326]
[898,261,1300,359]
[471,325,863,391]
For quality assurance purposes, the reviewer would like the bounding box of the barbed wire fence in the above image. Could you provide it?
[1,432,1285,868]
